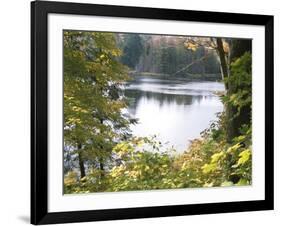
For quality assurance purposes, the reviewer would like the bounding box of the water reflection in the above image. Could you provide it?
[125,77,225,152]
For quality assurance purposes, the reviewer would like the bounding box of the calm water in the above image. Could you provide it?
[124,77,225,152]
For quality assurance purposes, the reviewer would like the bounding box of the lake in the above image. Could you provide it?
[124,76,225,152]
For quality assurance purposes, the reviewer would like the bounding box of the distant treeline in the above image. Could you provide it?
[116,34,221,79]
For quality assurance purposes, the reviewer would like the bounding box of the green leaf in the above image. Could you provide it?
[226,143,241,154]
[211,151,225,163]
[221,181,233,187]
[236,178,249,186]
[237,149,251,166]
[202,163,217,174]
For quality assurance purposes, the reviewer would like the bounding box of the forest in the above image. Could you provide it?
[118,34,221,80]
[63,31,252,194]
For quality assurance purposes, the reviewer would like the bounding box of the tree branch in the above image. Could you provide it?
[172,52,212,76]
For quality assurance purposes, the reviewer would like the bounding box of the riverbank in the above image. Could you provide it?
[129,71,222,82]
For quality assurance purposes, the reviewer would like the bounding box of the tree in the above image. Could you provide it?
[159,47,177,74]
[63,33,253,194]
[216,38,229,87]
[63,31,132,179]
[120,34,144,69]
[184,37,251,142]
[225,40,252,141]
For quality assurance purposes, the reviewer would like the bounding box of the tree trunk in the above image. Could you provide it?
[100,161,104,171]
[229,39,252,61]
[215,38,235,142]
[216,38,229,89]
[99,157,105,179]
[78,144,86,179]
[98,118,105,179]
[225,39,252,142]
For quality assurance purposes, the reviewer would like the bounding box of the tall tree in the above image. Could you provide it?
[63,31,132,179]
[184,37,252,142]
[225,40,252,141]
[120,34,144,69]
[216,38,229,88]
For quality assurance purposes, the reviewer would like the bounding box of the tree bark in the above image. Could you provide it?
[100,161,104,171]
[216,38,229,89]
[229,39,251,61]
[215,38,235,142]
[225,39,252,142]
[78,144,86,179]
[99,157,105,179]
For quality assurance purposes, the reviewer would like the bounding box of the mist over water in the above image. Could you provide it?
[125,77,225,152]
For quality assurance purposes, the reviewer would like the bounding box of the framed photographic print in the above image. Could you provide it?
[31,0,274,224]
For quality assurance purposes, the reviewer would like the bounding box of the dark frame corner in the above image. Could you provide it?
[31,1,274,224]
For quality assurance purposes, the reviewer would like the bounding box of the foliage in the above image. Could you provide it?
[63,31,133,176]
[223,52,252,118]
[63,33,252,194]
[120,34,144,69]
[200,124,252,186]
[64,117,252,193]
[120,35,221,78]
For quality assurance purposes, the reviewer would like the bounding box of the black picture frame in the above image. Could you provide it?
[31,0,274,224]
